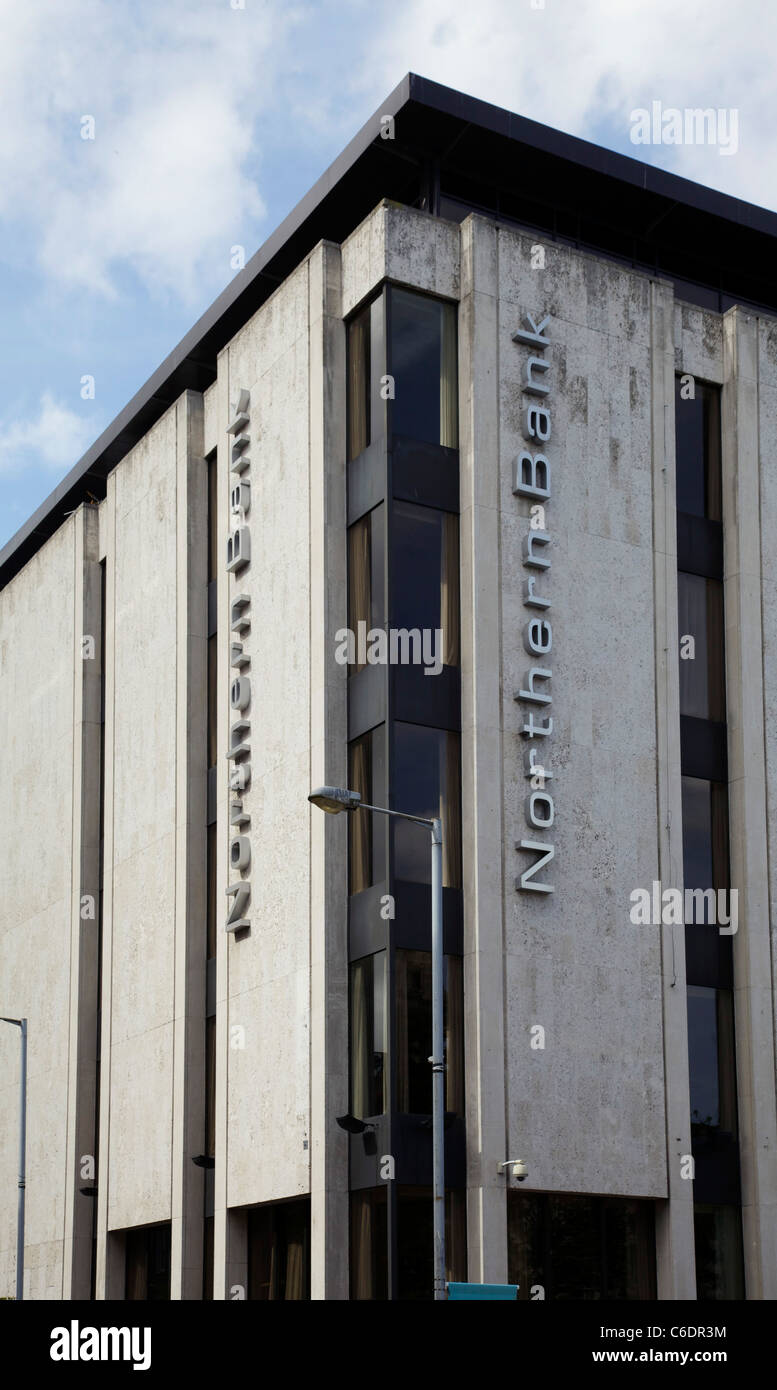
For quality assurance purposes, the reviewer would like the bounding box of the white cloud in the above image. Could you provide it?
[0,0,775,309]
[353,0,777,212]
[0,394,97,475]
[0,0,304,302]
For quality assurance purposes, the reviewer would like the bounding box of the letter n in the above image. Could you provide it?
[516,840,554,893]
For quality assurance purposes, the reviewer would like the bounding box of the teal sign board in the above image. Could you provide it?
[447,1283,519,1301]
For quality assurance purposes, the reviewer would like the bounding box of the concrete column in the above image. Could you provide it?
[62,504,102,1299]
[95,476,119,1299]
[650,280,697,1299]
[308,242,349,1299]
[170,391,207,1298]
[213,351,231,1299]
[459,214,508,1283]
[722,306,777,1300]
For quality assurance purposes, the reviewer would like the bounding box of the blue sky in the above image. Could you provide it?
[1,0,774,551]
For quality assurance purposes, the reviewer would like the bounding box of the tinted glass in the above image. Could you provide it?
[393,723,461,888]
[392,503,459,667]
[678,572,725,720]
[390,288,458,447]
[675,379,721,521]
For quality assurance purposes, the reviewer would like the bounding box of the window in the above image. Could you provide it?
[349,732,373,894]
[347,505,384,677]
[207,452,219,583]
[125,1223,171,1301]
[247,1200,310,1300]
[395,950,464,1116]
[694,1205,745,1300]
[347,302,372,461]
[207,633,218,769]
[392,503,459,667]
[389,289,458,448]
[675,379,721,521]
[677,573,725,720]
[206,824,217,959]
[396,1189,466,1300]
[393,723,461,888]
[687,986,737,1135]
[350,952,387,1119]
[350,1188,388,1300]
[507,1193,656,1300]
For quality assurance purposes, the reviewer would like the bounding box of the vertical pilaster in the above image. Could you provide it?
[213,351,232,1298]
[459,214,508,1283]
[171,391,207,1298]
[95,475,120,1299]
[62,504,102,1298]
[722,306,777,1299]
[309,243,350,1299]
[650,279,697,1299]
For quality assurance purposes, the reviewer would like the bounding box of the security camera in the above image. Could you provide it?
[498,1158,528,1182]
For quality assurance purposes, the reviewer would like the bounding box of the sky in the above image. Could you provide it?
[1,0,775,551]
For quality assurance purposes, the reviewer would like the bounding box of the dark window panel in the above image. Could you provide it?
[687,986,737,1136]
[247,1199,310,1300]
[693,1205,745,1300]
[395,949,464,1117]
[350,1188,388,1300]
[125,1223,171,1301]
[393,723,461,889]
[396,1188,466,1300]
[389,288,458,448]
[350,951,387,1119]
[675,379,721,521]
[507,1193,656,1300]
[678,572,725,721]
[392,502,460,668]
[347,303,371,461]
[207,632,218,770]
[207,452,218,584]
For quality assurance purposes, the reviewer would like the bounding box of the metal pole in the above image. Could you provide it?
[17,1019,27,1302]
[430,819,446,1300]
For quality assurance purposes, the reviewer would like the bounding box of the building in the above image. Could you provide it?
[1,72,777,1301]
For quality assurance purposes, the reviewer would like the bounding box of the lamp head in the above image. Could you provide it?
[308,786,361,814]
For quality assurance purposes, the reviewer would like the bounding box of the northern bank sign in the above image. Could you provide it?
[513,312,555,894]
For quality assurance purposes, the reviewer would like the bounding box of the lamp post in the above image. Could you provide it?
[308,786,446,1301]
[0,1016,27,1301]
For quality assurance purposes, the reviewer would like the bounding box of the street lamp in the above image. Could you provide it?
[0,1017,27,1301]
[308,785,447,1301]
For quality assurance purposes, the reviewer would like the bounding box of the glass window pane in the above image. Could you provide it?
[248,1199,310,1300]
[393,503,459,667]
[396,949,464,1116]
[688,985,720,1128]
[678,573,725,720]
[350,952,387,1119]
[347,305,371,460]
[507,1193,656,1300]
[390,288,458,448]
[207,453,218,583]
[207,633,218,769]
[681,776,714,893]
[350,1189,387,1300]
[393,723,461,888]
[206,823,217,960]
[397,1188,466,1300]
[348,733,373,894]
[675,380,721,521]
[694,1205,745,1300]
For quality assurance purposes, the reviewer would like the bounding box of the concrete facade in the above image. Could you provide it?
[2,186,777,1299]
